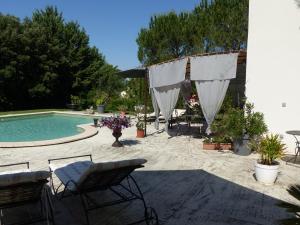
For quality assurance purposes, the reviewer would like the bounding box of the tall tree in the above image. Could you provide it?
[137,12,192,65]
[0,6,122,110]
[0,14,25,109]
[207,0,248,51]
[136,0,249,65]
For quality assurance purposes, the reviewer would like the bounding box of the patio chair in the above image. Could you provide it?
[169,109,186,132]
[0,162,54,225]
[137,112,160,123]
[48,154,158,225]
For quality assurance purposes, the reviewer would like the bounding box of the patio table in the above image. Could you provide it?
[286,130,300,163]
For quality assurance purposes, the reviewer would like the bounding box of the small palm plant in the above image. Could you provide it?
[255,134,286,185]
[278,185,300,225]
[257,134,285,165]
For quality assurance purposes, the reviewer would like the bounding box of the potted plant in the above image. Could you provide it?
[226,103,268,156]
[203,137,219,150]
[254,134,285,185]
[205,114,233,150]
[136,119,145,138]
[95,92,109,113]
[134,106,145,138]
[203,136,232,150]
[93,118,99,127]
[101,116,131,147]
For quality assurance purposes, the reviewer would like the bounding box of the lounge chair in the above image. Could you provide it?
[137,112,159,122]
[48,154,158,225]
[0,162,54,225]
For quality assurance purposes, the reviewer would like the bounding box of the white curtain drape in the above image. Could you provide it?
[148,58,188,133]
[191,53,238,134]
[149,58,188,88]
[153,83,181,132]
[150,88,160,130]
[195,80,230,134]
[190,53,239,80]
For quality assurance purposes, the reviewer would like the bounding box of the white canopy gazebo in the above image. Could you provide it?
[148,51,244,134]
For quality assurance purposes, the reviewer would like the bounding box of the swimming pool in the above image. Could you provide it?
[0,113,99,144]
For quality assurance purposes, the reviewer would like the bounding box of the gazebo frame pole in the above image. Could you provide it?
[144,69,148,137]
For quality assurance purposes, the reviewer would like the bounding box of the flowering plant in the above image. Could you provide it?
[188,94,199,107]
[101,116,131,134]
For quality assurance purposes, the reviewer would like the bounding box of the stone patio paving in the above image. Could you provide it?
[0,121,299,225]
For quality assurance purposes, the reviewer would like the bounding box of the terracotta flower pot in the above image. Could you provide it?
[203,142,219,150]
[203,143,232,150]
[219,143,232,150]
[136,129,145,138]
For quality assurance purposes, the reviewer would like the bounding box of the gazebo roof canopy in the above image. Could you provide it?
[116,51,246,78]
[116,67,147,78]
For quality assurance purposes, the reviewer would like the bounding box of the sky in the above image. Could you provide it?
[0,0,200,70]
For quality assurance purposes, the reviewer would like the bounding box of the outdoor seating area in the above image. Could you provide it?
[0,162,54,225]
[49,155,157,225]
[0,152,158,225]
[0,123,299,225]
[1,1,300,225]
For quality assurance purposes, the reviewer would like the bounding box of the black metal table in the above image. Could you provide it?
[286,130,300,163]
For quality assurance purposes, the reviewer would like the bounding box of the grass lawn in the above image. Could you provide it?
[0,109,69,116]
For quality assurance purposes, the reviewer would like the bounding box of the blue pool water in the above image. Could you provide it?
[0,113,96,142]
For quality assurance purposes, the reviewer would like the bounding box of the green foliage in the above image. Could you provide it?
[203,136,231,144]
[212,106,244,141]
[136,0,248,65]
[244,103,268,138]
[94,91,109,106]
[106,98,136,113]
[136,119,145,130]
[278,185,300,225]
[257,134,285,165]
[117,105,128,112]
[212,102,267,141]
[206,0,249,51]
[135,104,145,130]
[0,6,122,110]
[135,106,145,129]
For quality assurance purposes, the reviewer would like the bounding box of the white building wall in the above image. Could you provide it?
[246,0,300,153]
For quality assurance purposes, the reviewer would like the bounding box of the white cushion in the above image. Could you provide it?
[50,161,93,191]
[0,170,50,187]
[0,169,31,175]
[52,159,147,191]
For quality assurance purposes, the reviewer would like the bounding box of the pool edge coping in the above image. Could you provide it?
[0,111,105,148]
[0,110,113,118]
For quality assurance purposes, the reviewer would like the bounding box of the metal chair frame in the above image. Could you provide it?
[286,135,300,164]
[0,162,54,225]
[48,155,158,225]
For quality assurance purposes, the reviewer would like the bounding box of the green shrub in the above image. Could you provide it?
[212,102,267,141]
[257,134,285,165]
[94,91,109,106]
[106,98,137,113]
[118,105,128,112]
[244,103,268,139]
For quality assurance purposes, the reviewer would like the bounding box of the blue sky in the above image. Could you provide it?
[0,0,200,70]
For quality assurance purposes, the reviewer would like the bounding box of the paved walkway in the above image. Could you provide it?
[0,123,299,225]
